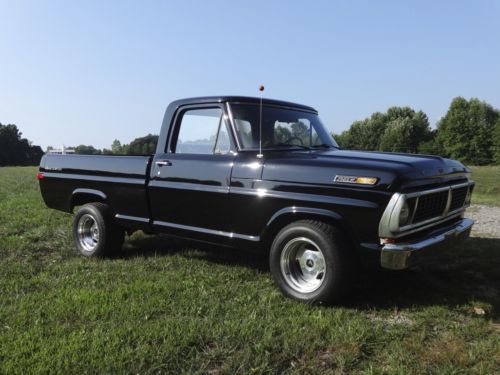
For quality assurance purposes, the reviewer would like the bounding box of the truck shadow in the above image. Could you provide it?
[122,235,500,318]
[121,234,270,272]
[346,236,500,318]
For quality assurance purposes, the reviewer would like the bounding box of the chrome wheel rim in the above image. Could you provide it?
[77,214,100,252]
[280,237,326,293]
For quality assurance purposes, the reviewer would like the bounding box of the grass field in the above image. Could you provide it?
[1,166,499,374]
[470,166,500,206]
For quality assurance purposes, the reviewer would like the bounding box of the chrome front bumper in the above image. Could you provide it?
[380,218,474,270]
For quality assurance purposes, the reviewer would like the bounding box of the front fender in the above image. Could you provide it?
[266,206,343,227]
[261,206,353,245]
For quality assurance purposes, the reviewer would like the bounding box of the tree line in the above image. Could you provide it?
[2,96,499,166]
[52,134,159,156]
[0,125,158,166]
[334,97,500,165]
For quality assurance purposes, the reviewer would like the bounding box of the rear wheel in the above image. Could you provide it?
[269,220,357,304]
[73,203,124,257]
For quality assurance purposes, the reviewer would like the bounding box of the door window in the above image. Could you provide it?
[174,107,233,155]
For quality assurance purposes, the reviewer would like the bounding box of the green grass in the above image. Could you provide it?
[1,166,499,374]
[470,165,500,206]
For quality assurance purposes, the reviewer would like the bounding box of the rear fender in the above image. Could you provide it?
[70,188,107,212]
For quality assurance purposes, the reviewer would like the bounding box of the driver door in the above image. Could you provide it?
[149,105,236,241]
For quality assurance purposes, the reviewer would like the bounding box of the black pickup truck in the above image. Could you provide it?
[38,96,474,303]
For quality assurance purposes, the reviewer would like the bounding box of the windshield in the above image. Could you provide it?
[229,104,339,150]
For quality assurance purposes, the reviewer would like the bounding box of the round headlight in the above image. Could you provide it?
[399,201,410,226]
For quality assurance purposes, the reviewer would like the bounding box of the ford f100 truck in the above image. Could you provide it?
[38,96,474,303]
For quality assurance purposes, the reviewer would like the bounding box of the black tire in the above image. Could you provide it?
[269,220,357,304]
[72,203,125,257]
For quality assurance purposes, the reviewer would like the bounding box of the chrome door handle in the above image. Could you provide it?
[155,160,172,167]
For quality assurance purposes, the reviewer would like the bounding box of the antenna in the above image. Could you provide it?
[257,85,265,158]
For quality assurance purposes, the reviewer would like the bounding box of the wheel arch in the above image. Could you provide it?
[260,207,357,251]
[70,189,107,212]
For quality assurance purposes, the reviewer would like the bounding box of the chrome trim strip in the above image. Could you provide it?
[148,181,378,208]
[409,196,419,223]
[399,209,469,235]
[229,186,379,208]
[153,220,260,242]
[391,212,465,239]
[115,214,150,223]
[149,180,229,194]
[43,172,145,185]
[443,187,452,217]
[380,218,473,270]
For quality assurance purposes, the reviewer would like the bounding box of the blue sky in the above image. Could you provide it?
[1,0,499,150]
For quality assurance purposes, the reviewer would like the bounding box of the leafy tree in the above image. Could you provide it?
[418,130,443,155]
[334,107,432,153]
[274,125,292,144]
[28,145,44,164]
[111,139,123,154]
[74,145,102,155]
[0,123,43,166]
[337,112,387,150]
[123,134,158,155]
[436,97,499,165]
[332,131,351,149]
[379,111,432,153]
[274,121,313,145]
[493,119,500,164]
[379,118,414,152]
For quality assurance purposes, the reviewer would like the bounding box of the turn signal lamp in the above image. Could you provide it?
[334,175,378,185]
[355,177,378,185]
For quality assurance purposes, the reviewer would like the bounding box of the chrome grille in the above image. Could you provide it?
[413,190,448,223]
[379,181,473,239]
[411,184,471,225]
[449,186,468,211]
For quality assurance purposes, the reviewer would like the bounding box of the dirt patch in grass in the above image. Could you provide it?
[467,204,500,238]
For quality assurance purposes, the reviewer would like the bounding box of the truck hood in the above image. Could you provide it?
[318,150,467,176]
[261,149,470,190]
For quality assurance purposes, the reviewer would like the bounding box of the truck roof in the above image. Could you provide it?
[169,96,318,113]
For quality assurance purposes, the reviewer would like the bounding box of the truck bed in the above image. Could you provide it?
[39,154,153,227]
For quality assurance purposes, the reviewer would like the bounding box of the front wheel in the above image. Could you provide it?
[269,220,357,304]
[72,203,124,257]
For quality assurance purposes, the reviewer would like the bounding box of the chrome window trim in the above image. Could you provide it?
[379,181,474,238]
[225,102,242,151]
